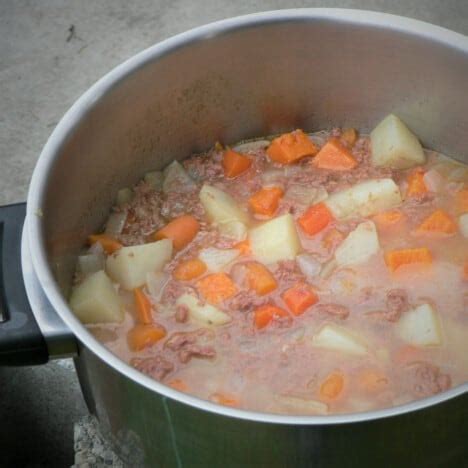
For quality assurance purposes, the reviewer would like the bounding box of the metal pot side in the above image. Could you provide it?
[25,9,468,466]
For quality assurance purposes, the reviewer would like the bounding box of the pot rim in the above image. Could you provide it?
[27,8,468,425]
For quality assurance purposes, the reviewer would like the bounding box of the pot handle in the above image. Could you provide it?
[0,203,76,365]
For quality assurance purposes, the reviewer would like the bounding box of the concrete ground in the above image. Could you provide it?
[0,1,467,466]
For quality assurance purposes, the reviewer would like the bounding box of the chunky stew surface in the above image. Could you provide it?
[70,114,468,415]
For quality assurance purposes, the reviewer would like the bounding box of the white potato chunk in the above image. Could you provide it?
[370,114,425,169]
[199,184,250,225]
[311,324,367,355]
[106,239,172,290]
[458,214,468,238]
[249,213,302,264]
[218,219,248,241]
[335,221,380,266]
[177,293,231,325]
[116,187,133,206]
[199,247,240,272]
[397,303,442,346]
[284,185,328,205]
[144,170,164,190]
[325,178,402,219]
[162,161,196,193]
[69,270,123,324]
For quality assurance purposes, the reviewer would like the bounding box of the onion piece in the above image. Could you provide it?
[198,247,240,272]
[319,258,338,279]
[146,271,170,300]
[144,171,163,190]
[105,212,127,236]
[423,169,445,192]
[78,253,105,275]
[261,169,284,186]
[274,395,329,415]
[285,185,328,205]
[296,254,322,278]
[116,188,133,206]
[233,139,270,153]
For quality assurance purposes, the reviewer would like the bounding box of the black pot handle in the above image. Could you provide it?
[0,203,48,365]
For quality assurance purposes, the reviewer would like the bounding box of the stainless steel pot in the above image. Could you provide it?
[1,9,467,466]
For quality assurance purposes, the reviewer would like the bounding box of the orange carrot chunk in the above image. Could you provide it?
[127,323,166,351]
[384,247,432,272]
[298,202,334,236]
[234,239,251,255]
[358,370,388,394]
[196,273,237,304]
[254,304,289,329]
[154,215,199,250]
[319,372,345,400]
[249,187,284,217]
[266,130,318,164]
[455,189,468,214]
[88,234,123,254]
[416,209,457,235]
[133,287,153,324]
[173,258,207,281]
[341,128,358,146]
[312,137,358,170]
[222,149,252,178]
[406,168,428,197]
[245,262,277,295]
[282,283,318,316]
[373,209,404,227]
[210,392,240,407]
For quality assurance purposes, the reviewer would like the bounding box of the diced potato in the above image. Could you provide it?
[325,178,402,219]
[218,220,248,241]
[199,184,250,225]
[116,187,133,206]
[176,293,231,325]
[397,303,442,346]
[249,213,302,264]
[199,247,240,272]
[370,114,425,169]
[162,161,196,193]
[284,185,328,205]
[69,270,123,324]
[144,171,164,190]
[311,324,367,355]
[458,214,468,238]
[335,221,380,266]
[274,395,328,415]
[106,239,172,290]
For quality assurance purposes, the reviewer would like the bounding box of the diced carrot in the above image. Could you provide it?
[222,149,252,178]
[210,392,240,407]
[282,283,318,316]
[234,239,250,255]
[168,379,188,392]
[133,287,153,324]
[298,202,334,236]
[384,247,432,272]
[127,323,166,351]
[358,370,388,394]
[406,168,428,197]
[312,138,358,171]
[322,228,344,251]
[373,209,404,227]
[415,209,457,235]
[455,189,468,214]
[254,304,289,329]
[196,273,237,304]
[319,372,345,400]
[341,128,358,146]
[154,215,200,250]
[245,262,277,295]
[248,187,284,217]
[173,258,207,281]
[266,129,318,164]
[88,234,122,254]
[394,345,424,365]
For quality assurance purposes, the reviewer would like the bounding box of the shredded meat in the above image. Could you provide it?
[165,328,216,363]
[160,191,205,220]
[161,280,193,304]
[131,355,174,380]
[227,290,268,312]
[385,289,410,322]
[314,303,349,319]
[175,305,189,323]
[274,260,304,288]
[183,151,224,182]
[404,362,451,398]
